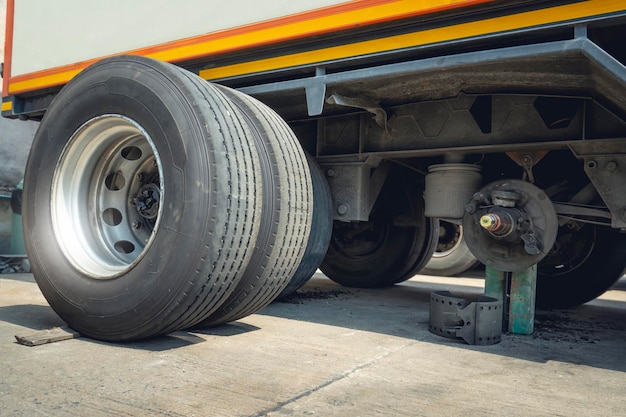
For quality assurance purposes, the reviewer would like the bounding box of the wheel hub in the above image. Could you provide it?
[134,183,161,220]
[463,179,558,272]
[51,114,164,279]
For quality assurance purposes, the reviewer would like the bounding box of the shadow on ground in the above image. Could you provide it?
[2,272,624,371]
[259,274,626,373]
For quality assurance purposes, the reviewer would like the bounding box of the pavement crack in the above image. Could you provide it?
[249,342,413,417]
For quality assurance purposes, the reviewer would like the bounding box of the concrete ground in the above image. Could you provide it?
[0,271,624,417]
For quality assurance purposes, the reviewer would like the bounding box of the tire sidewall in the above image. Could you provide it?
[23,58,215,332]
[537,226,626,308]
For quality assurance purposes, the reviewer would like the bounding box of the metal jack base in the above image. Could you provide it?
[429,291,503,345]
[484,265,537,335]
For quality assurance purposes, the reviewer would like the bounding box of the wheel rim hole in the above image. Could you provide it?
[121,146,142,161]
[105,172,126,191]
[102,208,123,226]
[114,240,135,254]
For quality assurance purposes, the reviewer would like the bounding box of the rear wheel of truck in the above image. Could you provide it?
[320,166,437,288]
[421,222,478,277]
[196,86,313,326]
[22,56,262,341]
[536,224,626,308]
[277,153,333,299]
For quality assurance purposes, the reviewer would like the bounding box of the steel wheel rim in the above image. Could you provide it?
[539,224,595,276]
[51,114,164,279]
[331,219,392,262]
[431,221,463,259]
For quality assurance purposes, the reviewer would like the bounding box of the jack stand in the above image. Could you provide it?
[484,264,537,334]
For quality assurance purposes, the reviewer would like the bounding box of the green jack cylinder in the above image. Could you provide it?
[484,266,506,300]
[509,264,537,335]
[484,264,537,335]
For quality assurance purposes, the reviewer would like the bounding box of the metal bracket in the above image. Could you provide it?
[506,151,548,184]
[582,156,626,229]
[321,159,388,222]
[304,67,328,116]
[326,93,388,132]
[429,291,503,345]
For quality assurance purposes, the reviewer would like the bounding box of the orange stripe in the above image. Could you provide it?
[6,0,489,95]
[137,0,398,58]
[2,0,15,97]
[137,0,486,61]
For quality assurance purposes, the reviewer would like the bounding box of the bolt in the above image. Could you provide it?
[337,204,348,215]
[521,155,533,165]
[132,221,142,229]
[607,161,617,172]
[136,173,145,182]
[327,169,336,178]
[473,192,484,201]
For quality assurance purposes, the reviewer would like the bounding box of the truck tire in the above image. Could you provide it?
[421,222,479,276]
[395,215,439,284]
[536,224,626,308]
[277,154,333,299]
[320,165,437,288]
[22,56,262,341]
[197,86,312,326]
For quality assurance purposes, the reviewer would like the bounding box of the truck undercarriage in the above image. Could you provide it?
[228,21,626,308]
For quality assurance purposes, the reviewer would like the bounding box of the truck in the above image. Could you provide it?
[3,0,626,341]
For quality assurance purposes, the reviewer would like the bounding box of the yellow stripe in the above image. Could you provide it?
[200,0,626,80]
[1,101,13,112]
[9,69,83,96]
